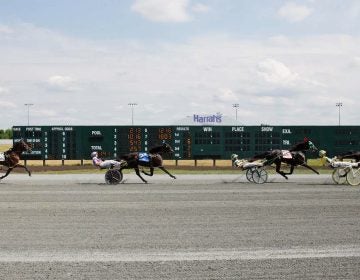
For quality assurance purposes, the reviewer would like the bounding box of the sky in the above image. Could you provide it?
[0,0,360,128]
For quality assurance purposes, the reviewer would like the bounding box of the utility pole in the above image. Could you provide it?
[232,103,239,121]
[128,103,137,125]
[336,102,342,126]
[24,103,34,126]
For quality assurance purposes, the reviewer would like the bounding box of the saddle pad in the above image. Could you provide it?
[0,152,4,161]
[281,150,292,159]
[138,152,150,162]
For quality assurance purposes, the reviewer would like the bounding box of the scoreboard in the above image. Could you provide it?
[12,125,360,160]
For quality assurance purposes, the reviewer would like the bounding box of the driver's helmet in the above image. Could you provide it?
[90,151,98,158]
[231,154,239,161]
[318,150,326,157]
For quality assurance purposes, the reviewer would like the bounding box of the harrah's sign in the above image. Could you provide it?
[193,113,222,123]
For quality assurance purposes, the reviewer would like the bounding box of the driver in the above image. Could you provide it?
[91,151,124,169]
[231,154,264,169]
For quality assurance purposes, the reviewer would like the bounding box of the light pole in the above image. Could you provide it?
[232,103,239,121]
[24,103,34,126]
[336,102,342,126]
[128,103,137,126]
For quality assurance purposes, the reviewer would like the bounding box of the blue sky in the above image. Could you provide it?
[1,0,360,127]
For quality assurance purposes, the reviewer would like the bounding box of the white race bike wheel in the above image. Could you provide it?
[252,168,268,184]
[331,168,347,184]
[105,169,123,185]
[346,168,360,186]
[246,168,254,182]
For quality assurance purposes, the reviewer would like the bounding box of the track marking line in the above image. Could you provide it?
[1,245,359,262]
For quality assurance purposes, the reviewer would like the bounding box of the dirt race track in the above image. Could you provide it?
[0,173,360,279]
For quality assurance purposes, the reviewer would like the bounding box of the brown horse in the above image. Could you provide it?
[250,138,319,179]
[337,151,360,162]
[0,139,32,180]
[119,143,176,183]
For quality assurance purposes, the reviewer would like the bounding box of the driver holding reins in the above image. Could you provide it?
[91,151,125,169]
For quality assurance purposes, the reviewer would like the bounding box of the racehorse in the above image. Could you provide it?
[336,151,360,162]
[0,139,32,180]
[250,138,319,179]
[118,142,176,183]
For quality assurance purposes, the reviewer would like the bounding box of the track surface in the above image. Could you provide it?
[0,173,360,279]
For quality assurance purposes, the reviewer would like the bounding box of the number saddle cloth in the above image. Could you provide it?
[0,152,5,161]
[281,150,293,159]
[137,152,151,163]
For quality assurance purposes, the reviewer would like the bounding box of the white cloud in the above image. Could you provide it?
[131,0,191,22]
[347,2,360,18]
[0,100,16,108]
[192,3,210,14]
[257,58,299,86]
[213,88,237,103]
[33,109,58,117]
[0,86,9,95]
[47,75,77,91]
[351,56,360,67]
[1,23,360,127]
[0,25,13,34]
[278,2,313,22]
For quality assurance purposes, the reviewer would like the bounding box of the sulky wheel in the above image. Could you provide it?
[246,168,255,182]
[105,169,123,185]
[251,168,268,184]
[346,168,360,186]
[331,168,348,184]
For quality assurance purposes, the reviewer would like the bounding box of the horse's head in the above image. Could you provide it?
[307,140,318,152]
[161,143,174,154]
[291,138,317,152]
[149,142,174,155]
[13,139,32,153]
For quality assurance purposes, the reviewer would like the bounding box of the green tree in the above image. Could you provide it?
[0,129,12,139]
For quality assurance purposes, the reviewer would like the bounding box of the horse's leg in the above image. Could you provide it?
[275,162,288,179]
[15,164,32,177]
[288,165,295,175]
[0,167,13,180]
[302,163,320,174]
[134,167,148,183]
[158,166,176,179]
[142,167,154,176]
[281,165,295,175]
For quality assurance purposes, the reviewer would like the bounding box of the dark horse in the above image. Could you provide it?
[0,139,32,180]
[337,151,360,162]
[251,138,319,179]
[119,143,176,183]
